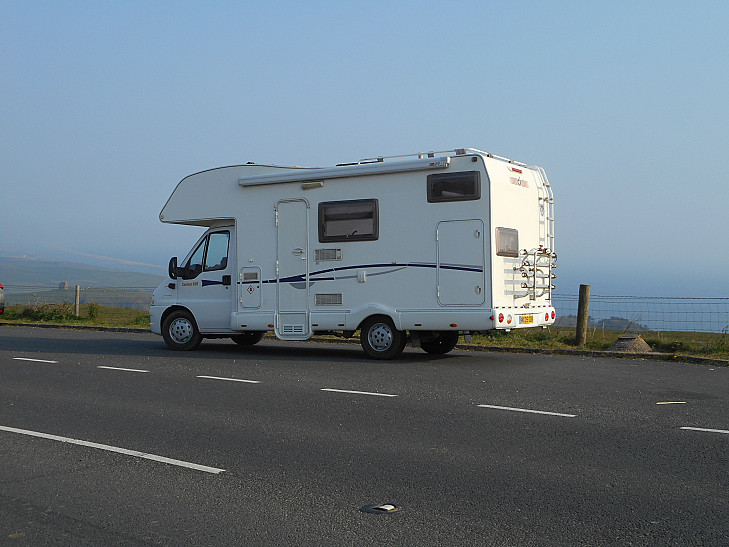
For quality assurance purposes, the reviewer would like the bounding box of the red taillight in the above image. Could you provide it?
[498,313,504,323]
[551,311,556,320]
[545,313,550,321]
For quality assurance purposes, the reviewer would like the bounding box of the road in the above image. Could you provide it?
[0,326,727,545]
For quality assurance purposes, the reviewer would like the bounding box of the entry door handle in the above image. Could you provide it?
[222,275,232,286]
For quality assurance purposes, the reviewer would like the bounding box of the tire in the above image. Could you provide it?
[162,310,202,351]
[230,332,266,346]
[360,316,407,360]
[420,331,460,355]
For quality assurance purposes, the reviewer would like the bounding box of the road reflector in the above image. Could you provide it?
[360,503,401,514]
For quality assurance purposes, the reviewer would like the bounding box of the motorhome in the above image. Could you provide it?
[150,148,557,359]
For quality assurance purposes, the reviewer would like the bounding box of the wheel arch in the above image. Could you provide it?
[348,305,401,332]
[160,305,196,332]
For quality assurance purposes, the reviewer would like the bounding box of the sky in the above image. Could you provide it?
[2,0,728,297]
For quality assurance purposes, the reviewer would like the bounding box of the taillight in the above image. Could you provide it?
[551,310,556,320]
[545,313,550,321]
[498,313,504,323]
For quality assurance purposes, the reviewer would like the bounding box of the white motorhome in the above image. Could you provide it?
[151,148,557,359]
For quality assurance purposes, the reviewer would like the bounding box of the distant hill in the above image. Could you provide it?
[555,314,650,332]
[0,256,165,310]
[0,256,164,289]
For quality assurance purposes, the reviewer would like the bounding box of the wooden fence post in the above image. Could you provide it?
[75,285,80,317]
[576,284,591,346]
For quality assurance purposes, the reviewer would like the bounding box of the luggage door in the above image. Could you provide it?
[437,219,486,306]
[275,199,311,339]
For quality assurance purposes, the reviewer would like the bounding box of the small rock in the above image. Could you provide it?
[608,334,653,353]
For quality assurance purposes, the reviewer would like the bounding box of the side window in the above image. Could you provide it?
[318,199,378,242]
[427,171,481,202]
[185,240,206,278]
[204,231,230,271]
[184,230,230,278]
[496,227,519,258]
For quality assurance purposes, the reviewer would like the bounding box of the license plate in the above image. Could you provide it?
[519,315,534,325]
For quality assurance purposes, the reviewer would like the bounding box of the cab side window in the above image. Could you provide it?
[183,231,230,278]
[185,240,206,278]
[204,232,230,271]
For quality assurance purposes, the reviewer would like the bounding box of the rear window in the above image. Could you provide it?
[427,171,481,202]
[496,227,519,258]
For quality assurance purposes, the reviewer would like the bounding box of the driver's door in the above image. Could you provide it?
[177,227,235,332]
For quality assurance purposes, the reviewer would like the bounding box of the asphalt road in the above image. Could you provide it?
[0,326,727,545]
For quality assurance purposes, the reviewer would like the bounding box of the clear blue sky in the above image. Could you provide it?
[2,0,727,296]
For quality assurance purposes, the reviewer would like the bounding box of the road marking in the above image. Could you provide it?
[477,404,576,418]
[13,357,58,364]
[657,401,686,405]
[97,366,149,373]
[321,388,398,398]
[197,376,260,384]
[0,425,225,474]
[681,427,729,435]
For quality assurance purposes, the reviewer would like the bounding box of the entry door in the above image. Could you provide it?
[437,219,486,306]
[275,199,311,339]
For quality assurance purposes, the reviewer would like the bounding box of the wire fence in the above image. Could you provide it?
[4,285,157,311]
[5,285,729,334]
[552,294,729,334]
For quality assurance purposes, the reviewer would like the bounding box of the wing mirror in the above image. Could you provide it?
[168,257,179,280]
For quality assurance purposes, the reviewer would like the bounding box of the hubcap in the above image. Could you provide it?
[169,318,194,344]
[368,323,393,352]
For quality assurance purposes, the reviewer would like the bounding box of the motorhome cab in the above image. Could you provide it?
[151,148,557,359]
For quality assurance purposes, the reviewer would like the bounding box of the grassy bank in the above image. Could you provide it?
[2,303,150,329]
[473,326,729,360]
[3,303,728,361]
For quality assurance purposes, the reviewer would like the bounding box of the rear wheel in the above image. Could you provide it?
[162,310,202,351]
[230,332,266,346]
[360,316,407,360]
[420,331,460,355]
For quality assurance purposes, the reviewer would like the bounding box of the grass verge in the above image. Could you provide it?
[2,303,728,361]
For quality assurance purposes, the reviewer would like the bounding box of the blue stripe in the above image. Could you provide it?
[261,262,483,284]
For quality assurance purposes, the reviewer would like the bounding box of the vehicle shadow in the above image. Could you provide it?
[0,330,459,363]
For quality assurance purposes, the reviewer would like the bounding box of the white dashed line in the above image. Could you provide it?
[13,357,58,364]
[681,427,729,435]
[97,366,149,373]
[321,388,398,398]
[0,425,225,474]
[478,404,576,418]
[197,376,260,384]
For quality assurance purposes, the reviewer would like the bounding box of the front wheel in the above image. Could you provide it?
[230,332,266,346]
[162,310,202,351]
[420,331,460,355]
[360,316,406,360]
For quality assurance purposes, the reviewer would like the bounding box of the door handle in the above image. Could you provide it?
[222,275,232,286]
[291,248,305,256]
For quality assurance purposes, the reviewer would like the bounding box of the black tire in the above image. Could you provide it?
[230,332,266,346]
[161,310,202,351]
[420,331,460,355]
[360,316,407,360]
